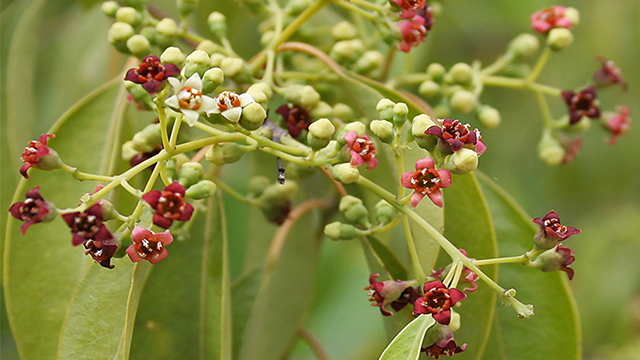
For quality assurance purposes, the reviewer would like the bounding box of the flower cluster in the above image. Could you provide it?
[530,210,580,280]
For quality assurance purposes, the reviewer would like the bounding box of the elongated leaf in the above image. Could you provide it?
[378,314,435,360]
[363,235,408,280]
[476,172,580,360]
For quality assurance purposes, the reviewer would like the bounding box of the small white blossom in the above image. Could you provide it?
[209,91,256,123]
[165,73,216,126]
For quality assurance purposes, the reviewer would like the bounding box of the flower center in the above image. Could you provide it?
[157,191,186,220]
[544,218,568,235]
[422,288,451,314]
[215,91,241,112]
[18,198,43,221]
[353,137,377,161]
[177,87,203,110]
[443,120,471,141]
[73,213,102,239]
[574,95,592,112]
[21,141,42,164]
[411,168,441,194]
[137,58,164,82]
[137,238,164,259]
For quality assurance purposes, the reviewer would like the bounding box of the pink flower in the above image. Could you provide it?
[398,15,427,52]
[531,6,573,34]
[593,57,627,91]
[401,158,452,208]
[413,280,466,325]
[20,134,60,179]
[142,181,194,229]
[9,187,56,234]
[425,119,486,156]
[343,131,378,170]
[390,0,426,19]
[126,226,174,264]
[124,55,180,94]
[603,106,631,145]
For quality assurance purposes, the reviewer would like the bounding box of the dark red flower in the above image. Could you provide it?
[142,181,194,229]
[533,244,576,280]
[413,280,466,325]
[401,158,452,208]
[532,210,580,250]
[593,57,627,91]
[560,135,582,164]
[20,134,60,179]
[561,86,600,125]
[530,6,573,34]
[84,238,119,269]
[124,55,180,94]
[62,203,113,246]
[421,325,467,359]
[390,0,426,19]
[429,250,479,293]
[276,104,311,138]
[9,187,56,234]
[425,119,486,156]
[603,106,631,145]
[365,273,420,316]
[126,226,174,264]
[343,131,378,170]
[398,15,428,53]
[130,144,163,168]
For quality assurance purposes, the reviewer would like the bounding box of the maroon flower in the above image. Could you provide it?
[276,104,311,138]
[62,203,113,246]
[401,158,452,208]
[398,15,428,53]
[603,106,631,145]
[84,238,119,269]
[429,250,479,293]
[593,57,627,91]
[126,226,174,264]
[124,55,180,94]
[533,244,576,280]
[425,119,486,156]
[142,181,194,229]
[530,6,573,34]
[20,134,60,179]
[413,280,466,325]
[532,210,580,250]
[561,86,600,125]
[389,0,426,19]
[130,144,163,168]
[9,187,56,234]
[365,273,420,316]
[343,131,378,170]
[421,325,467,359]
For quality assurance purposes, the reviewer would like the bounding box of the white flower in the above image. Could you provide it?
[165,73,216,126]
[209,91,256,123]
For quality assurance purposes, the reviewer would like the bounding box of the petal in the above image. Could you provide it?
[200,95,217,115]
[423,280,446,293]
[165,95,180,110]
[349,151,365,167]
[142,190,161,208]
[148,248,169,264]
[425,125,442,138]
[124,68,140,83]
[475,140,487,156]
[8,202,24,221]
[365,157,378,170]
[178,203,194,222]
[19,164,32,179]
[410,191,425,208]
[71,233,85,247]
[182,109,200,126]
[448,288,467,305]
[61,213,77,227]
[152,213,173,229]
[126,244,144,262]
[167,77,182,92]
[132,226,153,243]
[165,181,186,195]
[142,80,162,94]
[152,230,174,246]
[221,107,242,122]
[401,171,415,188]
[94,225,114,242]
[427,189,444,208]
[433,310,451,325]
[163,63,181,77]
[238,93,255,107]
[437,170,452,188]
[183,73,203,91]
[343,130,358,146]
[415,157,435,171]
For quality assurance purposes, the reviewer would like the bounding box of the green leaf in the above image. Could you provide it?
[476,172,580,360]
[363,235,408,280]
[378,314,436,360]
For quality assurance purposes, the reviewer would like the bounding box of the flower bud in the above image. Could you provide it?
[156,18,178,37]
[121,141,138,161]
[219,57,251,83]
[393,102,409,126]
[339,195,370,227]
[184,50,211,78]
[260,30,274,47]
[376,99,395,121]
[126,35,150,57]
[249,82,273,99]
[530,245,575,280]
[210,53,225,67]
[260,181,298,203]
[442,148,478,175]
[207,12,227,38]
[449,63,473,86]
[324,222,358,241]
[285,163,316,179]
[307,118,335,150]
[507,33,540,59]
[370,120,394,143]
[160,46,185,66]
[419,80,441,99]
[185,180,217,199]
[331,21,357,40]
[375,200,396,225]
[450,90,477,114]
[132,123,162,153]
[197,40,218,55]
[502,62,531,78]
[547,28,573,51]
[300,86,321,108]
[331,163,359,184]
[108,22,134,51]
[330,39,365,64]
[246,85,268,105]
[201,67,225,94]
[101,1,120,17]
[115,7,141,25]
[537,130,564,166]
[165,154,190,181]
[247,176,270,198]
[240,102,267,130]
[565,7,580,27]
[477,105,501,128]
[310,101,333,119]
[124,82,154,110]
[176,162,204,188]
[434,103,451,119]
[205,143,245,166]
[333,103,354,122]
[177,0,199,16]
[344,121,366,137]
[411,114,438,151]
[353,50,384,75]
[427,63,446,82]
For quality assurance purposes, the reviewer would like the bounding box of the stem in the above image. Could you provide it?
[527,47,552,84]
[59,163,115,182]
[401,215,426,280]
[482,76,561,97]
[480,52,515,76]
[212,176,258,206]
[298,328,329,360]
[535,91,554,127]
[332,0,377,21]
[473,254,529,266]
[169,114,183,150]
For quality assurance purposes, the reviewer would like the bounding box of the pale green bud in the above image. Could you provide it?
[261,181,298,202]
[316,140,341,159]
[547,28,573,51]
[537,130,564,166]
[121,141,138,161]
[184,50,211,78]
[108,22,134,49]
[124,82,154,110]
[115,7,140,25]
[310,101,333,119]
[165,154,190,181]
[240,103,267,130]
[210,53,225,67]
[507,33,540,59]
[567,116,591,133]
[207,12,227,38]
[205,143,245,166]
[565,7,580,27]
[220,57,251,83]
[330,39,364,64]
[139,27,157,45]
[333,103,354,122]
[102,1,120,17]
[197,40,218,55]
[419,80,441,99]
[434,104,451,119]
[245,87,267,106]
[411,114,438,150]
[376,98,395,121]
[308,118,335,150]
[450,90,477,114]
[249,82,273,99]
[375,200,397,225]
[285,163,316,179]
[247,176,270,198]
[178,0,199,16]
[177,162,204,188]
[370,120,394,143]
[427,63,446,82]
[185,180,217,199]
[160,46,185,66]
[260,30,275,47]
[126,35,150,57]
[331,163,360,184]
[331,21,357,40]
[201,67,224,94]
[324,222,358,241]
[477,106,501,128]
[502,62,531,78]
[132,123,162,153]
[344,121,366,136]
[300,86,321,108]
[442,148,478,175]
[339,195,370,227]
[393,102,409,126]
[156,18,179,37]
[449,62,473,86]
[353,50,384,75]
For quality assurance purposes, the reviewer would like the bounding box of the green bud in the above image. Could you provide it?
[375,200,397,225]
[330,39,364,64]
[308,118,335,150]
[418,80,441,99]
[300,86,321,108]
[370,120,394,143]
[240,103,267,130]
[477,106,501,128]
[339,195,371,227]
[139,27,157,45]
[502,62,531,78]
[310,101,333,119]
[115,7,141,26]
[284,0,312,16]
[333,103,354,122]
[507,33,540,59]
[324,222,358,241]
[185,180,217,199]
[567,116,591,133]
[184,50,211,78]
[260,30,275,47]
[393,103,409,126]
[160,46,185,66]
[201,67,225,94]
[132,123,162,152]
[156,18,178,37]
[547,28,573,51]
[411,114,438,151]
[344,121,366,137]
[260,181,298,203]
[165,154,190,181]
[210,53,225,67]
[101,1,120,17]
[434,103,451,119]
[442,148,478,175]
[197,40,218,55]
[537,130,564,166]
[249,82,273,99]
[220,57,251,83]
[207,12,227,38]
[285,163,316,179]
[122,0,147,10]
[177,162,204,188]
[331,163,359,184]
[449,62,473,86]
[376,98,396,121]
[205,143,245,166]
[353,50,384,75]
[565,7,580,27]
[124,82,154,110]
[427,63,446,82]
[331,21,357,40]
[247,176,270,198]
[126,35,150,57]
[121,141,138,161]
[177,0,199,16]
[450,90,477,114]
[108,22,134,51]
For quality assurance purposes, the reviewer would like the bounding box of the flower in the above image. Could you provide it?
[365,273,420,316]
[401,158,452,208]
[124,55,180,94]
[561,86,600,125]
[165,73,217,126]
[343,131,378,170]
[142,181,194,229]
[130,144,163,168]
[208,91,256,123]
[425,119,486,156]
[421,324,467,359]
[276,104,311,138]
[61,203,114,246]
[593,57,627,91]
[532,244,576,280]
[603,106,631,145]
[530,6,573,34]
[429,250,479,293]
[20,134,60,179]
[413,280,466,325]
[126,226,174,264]
[390,0,426,19]
[398,15,428,53]
[532,210,580,250]
[9,187,56,234]
[84,238,119,269]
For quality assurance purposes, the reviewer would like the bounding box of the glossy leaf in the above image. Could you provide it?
[378,314,435,360]
[363,235,408,280]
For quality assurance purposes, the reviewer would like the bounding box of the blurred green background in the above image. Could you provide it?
[1,0,639,359]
